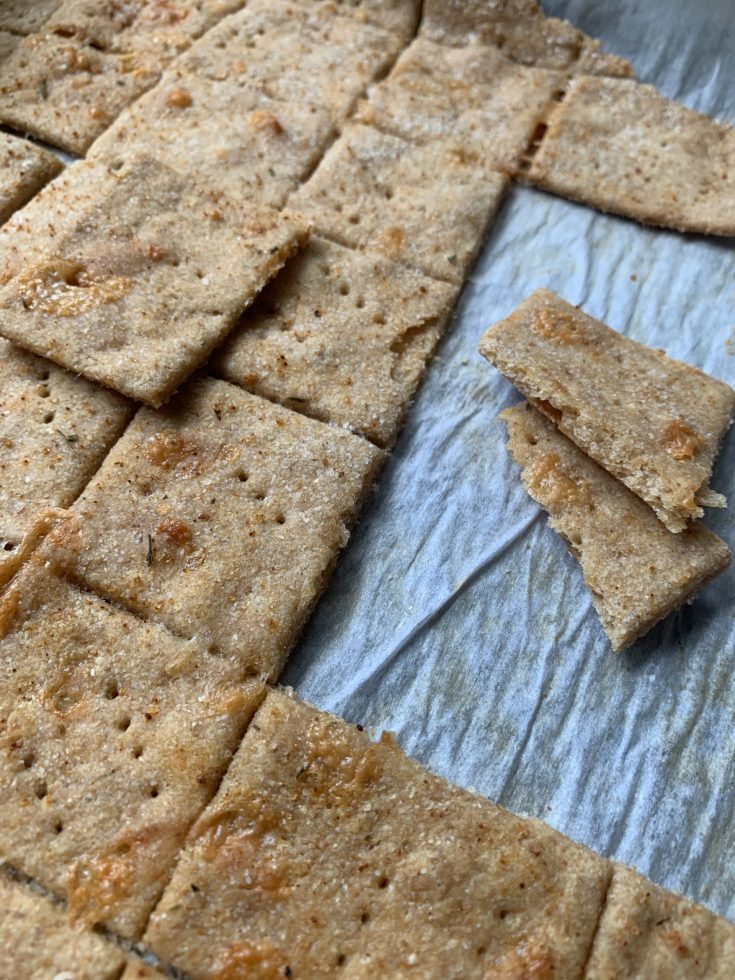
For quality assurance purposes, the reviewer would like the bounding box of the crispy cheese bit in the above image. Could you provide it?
[215,237,455,447]
[142,688,610,978]
[0,156,308,406]
[480,289,735,532]
[527,74,735,235]
[0,559,267,938]
[502,402,730,651]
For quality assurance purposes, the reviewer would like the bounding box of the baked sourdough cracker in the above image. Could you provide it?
[0,30,20,64]
[0,0,61,34]
[0,868,125,980]
[502,403,730,651]
[142,687,611,979]
[290,123,508,284]
[90,69,335,209]
[42,378,384,677]
[0,337,132,584]
[305,0,420,39]
[584,865,735,978]
[0,559,268,939]
[214,237,455,448]
[480,290,735,533]
[355,37,566,174]
[0,155,307,407]
[0,132,61,227]
[527,75,735,235]
[421,0,632,77]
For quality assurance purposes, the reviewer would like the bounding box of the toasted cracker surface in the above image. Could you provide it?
[42,378,384,676]
[215,237,455,447]
[143,687,611,978]
[480,289,735,532]
[0,559,268,938]
[356,37,564,173]
[91,69,334,209]
[0,29,19,62]
[528,74,735,235]
[290,123,507,283]
[585,865,735,978]
[307,0,419,38]
[0,0,61,34]
[0,868,125,980]
[0,155,307,406]
[0,131,61,226]
[502,402,730,650]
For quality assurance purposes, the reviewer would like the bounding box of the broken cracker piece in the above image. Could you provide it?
[527,74,735,235]
[0,559,268,939]
[480,290,735,532]
[0,155,307,406]
[42,377,384,678]
[0,131,62,227]
[142,687,611,978]
[214,237,455,447]
[502,402,730,651]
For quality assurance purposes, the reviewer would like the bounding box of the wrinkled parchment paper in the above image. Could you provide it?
[284,0,735,918]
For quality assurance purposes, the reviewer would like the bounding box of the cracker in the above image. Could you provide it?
[421,0,632,76]
[0,31,160,154]
[91,69,335,209]
[0,29,20,63]
[307,0,419,39]
[121,963,168,980]
[290,124,508,283]
[355,37,565,173]
[527,74,735,235]
[480,290,735,532]
[585,865,735,978]
[0,155,308,407]
[177,0,403,124]
[501,402,730,650]
[0,131,61,227]
[0,868,125,980]
[0,337,132,578]
[0,559,268,938]
[142,687,610,978]
[0,0,61,34]
[42,378,384,677]
[214,237,455,447]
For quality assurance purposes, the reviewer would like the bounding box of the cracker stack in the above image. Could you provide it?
[480,289,734,650]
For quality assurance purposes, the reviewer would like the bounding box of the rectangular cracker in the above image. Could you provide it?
[90,69,335,209]
[0,337,132,582]
[585,864,735,978]
[290,123,508,283]
[0,131,61,226]
[420,0,632,76]
[0,559,268,939]
[355,37,565,174]
[0,868,125,980]
[42,377,384,677]
[480,290,735,532]
[214,237,455,447]
[0,0,61,34]
[177,0,403,124]
[501,402,730,651]
[527,74,735,235]
[0,155,308,406]
[143,687,611,979]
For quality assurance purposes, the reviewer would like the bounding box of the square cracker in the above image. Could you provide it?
[177,0,403,124]
[355,37,565,174]
[214,237,455,447]
[0,559,268,939]
[0,155,307,407]
[0,131,62,227]
[501,402,730,651]
[585,864,735,978]
[0,869,125,980]
[290,123,508,284]
[42,377,384,677]
[527,74,735,236]
[0,0,61,34]
[480,289,735,532]
[143,687,611,979]
[91,69,335,209]
[0,337,132,582]
[420,0,632,76]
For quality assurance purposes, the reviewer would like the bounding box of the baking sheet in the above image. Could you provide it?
[283,0,735,919]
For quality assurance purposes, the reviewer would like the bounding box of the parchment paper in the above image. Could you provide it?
[283,0,735,919]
